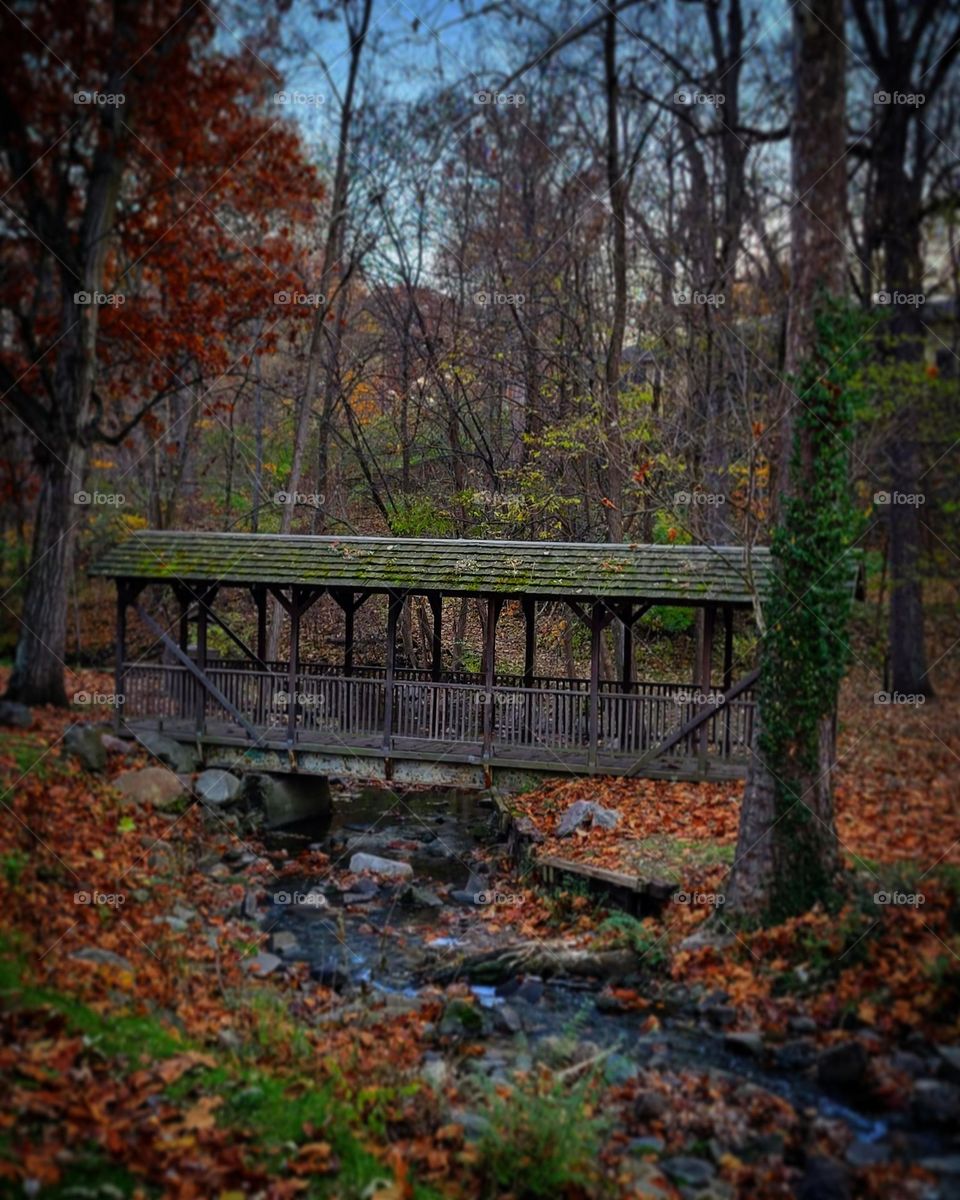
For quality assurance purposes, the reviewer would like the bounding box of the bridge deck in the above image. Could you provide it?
[119,661,755,782]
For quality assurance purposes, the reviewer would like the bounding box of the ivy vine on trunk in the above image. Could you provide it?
[752,296,867,921]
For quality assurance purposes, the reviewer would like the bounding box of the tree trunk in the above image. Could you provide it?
[888,429,930,694]
[6,26,131,704]
[266,0,370,657]
[879,124,932,696]
[725,0,848,918]
[602,0,627,544]
[7,440,88,705]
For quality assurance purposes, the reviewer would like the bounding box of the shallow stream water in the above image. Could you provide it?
[263,784,903,1151]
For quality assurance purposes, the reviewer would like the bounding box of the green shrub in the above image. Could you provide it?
[596,912,669,968]
[476,1072,611,1198]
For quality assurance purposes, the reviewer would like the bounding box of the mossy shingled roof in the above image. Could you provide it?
[91,531,778,604]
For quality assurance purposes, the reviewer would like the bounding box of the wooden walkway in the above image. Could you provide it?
[120,660,755,782]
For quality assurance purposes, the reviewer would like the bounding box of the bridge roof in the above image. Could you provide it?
[92,531,780,605]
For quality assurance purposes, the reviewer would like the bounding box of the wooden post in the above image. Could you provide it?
[329,589,357,675]
[482,596,501,760]
[588,601,603,770]
[522,597,536,742]
[429,593,443,681]
[344,594,355,676]
[722,605,733,689]
[254,586,267,662]
[692,608,703,686]
[382,591,403,751]
[251,585,267,727]
[723,604,734,757]
[195,585,208,736]
[522,597,536,685]
[697,604,716,768]
[620,602,634,687]
[287,588,301,746]
[115,581,127,731]
[176,586,189,653]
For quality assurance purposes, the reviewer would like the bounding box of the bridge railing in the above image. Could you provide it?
[120,662,754,768]
[205,657,692,697]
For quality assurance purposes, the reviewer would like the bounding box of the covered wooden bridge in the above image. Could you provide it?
[92,532,771,787]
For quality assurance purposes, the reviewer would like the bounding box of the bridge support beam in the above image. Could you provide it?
[482,596,504,761]
[588,602,616,770]
[723,604,734,756]
[383,591,404,751]
[429,593,443,681]
[522,598,536,685]
[253,586,267,662]
[115,580,136,731]
[620,603,633,688]
[696,604,716,769]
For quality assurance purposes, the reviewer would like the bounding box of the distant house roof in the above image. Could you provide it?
[91,531,780,605]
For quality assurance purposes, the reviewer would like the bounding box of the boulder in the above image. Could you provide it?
[71,947,135,974]
[514,977,544,1005]
[133,731,198,773]
[245,952,282,976]
[420,1056,451,1090]
[737,1132,785,1161]
[114,766,186,811]
[492,1004,523,1035]
[447,1107,490,1141]
[63,723,108,772]
[628,1136,665,1156]
[703,1002,737,1027]
[245,772,330,828]
[352,877,379,896]
[795,1156,850,1200]
[936,1044,960,1085]
[349,852,413,879]
[724,1031,766,1059]
[912,1078,960,1127]
[660,1157,716,1188]
[556,799,620,836]
[633,1088,669,1121]
[399,884,443,908]
[918,1156,960,1177]
[155,916,188,933]
[194,768,242,806]
[890,1050,929,1078]
[270,931,300,956]
[101,733,134,755]
[844,1140,889,1168]
[773,1038,817,1071]
[217,1027,243,1053]
[0,700,32,728]
[816,1040,868,1089]
[147,843,175,871]
[438,998,485,1038]
[310,959,351,990]
[512,815,545,844]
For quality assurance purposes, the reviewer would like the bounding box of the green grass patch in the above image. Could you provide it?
[0,731,54,779]
[596,913,669,968]
[0,941,441,1198]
